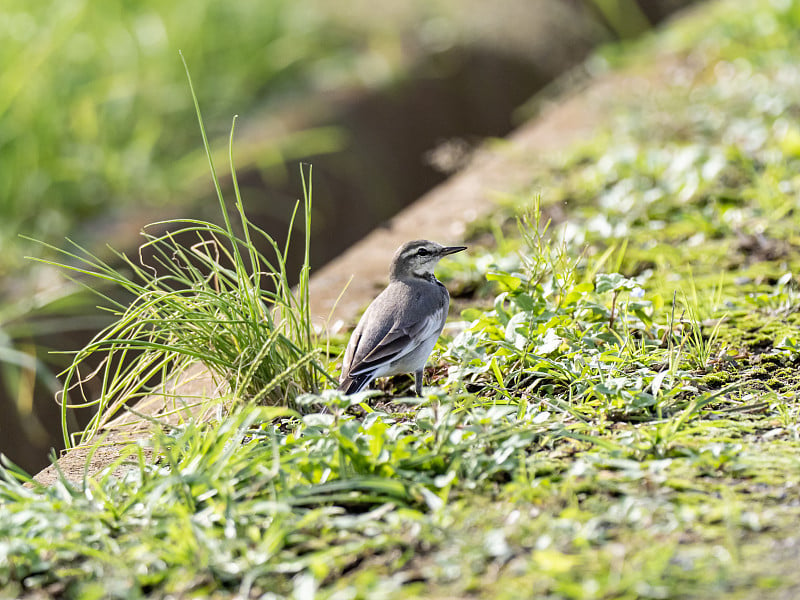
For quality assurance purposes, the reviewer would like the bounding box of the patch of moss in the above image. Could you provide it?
[698,370,733,388]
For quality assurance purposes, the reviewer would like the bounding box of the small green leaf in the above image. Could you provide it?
[490,356,505,388]
[486,272,523,292]
[535,330,563,355]
[595,272,637,293]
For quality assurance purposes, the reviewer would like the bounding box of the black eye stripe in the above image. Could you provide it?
[402,245,434,259]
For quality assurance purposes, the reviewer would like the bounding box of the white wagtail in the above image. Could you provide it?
[338,239,467,396]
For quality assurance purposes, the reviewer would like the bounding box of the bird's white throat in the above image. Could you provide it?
[411,268,437,281]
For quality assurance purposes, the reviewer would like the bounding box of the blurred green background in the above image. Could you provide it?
[1,0,368,276]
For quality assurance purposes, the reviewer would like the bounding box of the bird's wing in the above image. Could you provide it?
[341,327,360,376]
[348,303,446,377]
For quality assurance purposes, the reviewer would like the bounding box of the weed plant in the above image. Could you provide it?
[31,61,332,448]
[446,198,718,431]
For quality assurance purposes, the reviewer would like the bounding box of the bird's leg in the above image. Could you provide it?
[414,369,424,396]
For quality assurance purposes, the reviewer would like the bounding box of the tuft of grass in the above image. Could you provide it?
[29,59,333,448]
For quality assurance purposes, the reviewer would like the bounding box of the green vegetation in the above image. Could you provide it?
[30,61,333,449]
[0,0,359,275]
[3,0,800,598]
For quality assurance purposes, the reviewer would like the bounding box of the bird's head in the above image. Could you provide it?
[390,240,467,281]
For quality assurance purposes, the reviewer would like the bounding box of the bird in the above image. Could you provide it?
[338,239,467,396]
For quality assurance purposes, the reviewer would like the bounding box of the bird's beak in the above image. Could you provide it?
[440,245,467,256]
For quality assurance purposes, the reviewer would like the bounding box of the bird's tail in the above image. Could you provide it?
[337,372,374,395]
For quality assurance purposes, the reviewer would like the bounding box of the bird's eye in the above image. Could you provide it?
[417,248,430,256]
